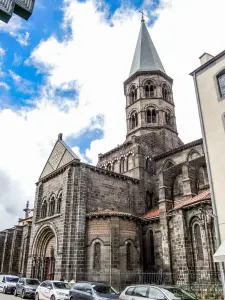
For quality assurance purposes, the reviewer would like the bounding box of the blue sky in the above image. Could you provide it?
[1,0,225,229]
[0,0,160,154]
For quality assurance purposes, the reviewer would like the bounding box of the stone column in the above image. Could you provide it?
[182,163,197,198]
[68,164,87,281]
[9,226,23,275]
[0,232,6,271]
[158,173,173,273]
[26,182,43,277]
[1,229,14,273]
[110,217,120,290]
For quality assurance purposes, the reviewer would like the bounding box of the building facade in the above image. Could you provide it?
[0,0,35,23]
[191,51,225,246]
[0,20,217,287]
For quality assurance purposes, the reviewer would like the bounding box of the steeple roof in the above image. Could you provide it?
[129,20,165,77]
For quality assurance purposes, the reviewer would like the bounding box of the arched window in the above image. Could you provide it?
[148,230,155,265]
[57,193,62,214]
[144,81,156,98]
[126,154,133,171]
[129,86,137,104]
[41,200,47,219]
[146,107,157,123]
[106,163,111,171]
[49,197,55,216]
[162,84,169,100]
[193,224,204,260]
[126,242,133,270]
[165,110,173,126]
[146,191,153,210]
[93,242,101,271]
[198,167,205,188]
[130,112,138,129]
[120,157,125,173]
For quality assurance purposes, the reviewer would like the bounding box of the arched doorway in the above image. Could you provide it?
[32,227,56,281]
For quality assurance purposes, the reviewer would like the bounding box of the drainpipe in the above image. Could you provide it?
[193,73,225,297]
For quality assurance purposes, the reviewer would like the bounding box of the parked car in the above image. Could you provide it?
[14,277,40,298]
[0,275,19,294]
[69,282,119,300]
[119,285,196,300]
[35,281,70,300]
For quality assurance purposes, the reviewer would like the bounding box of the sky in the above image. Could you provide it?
[0,0,225,230]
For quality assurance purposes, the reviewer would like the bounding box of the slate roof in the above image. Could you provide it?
[129,21,165,77]
[39,134,80,180]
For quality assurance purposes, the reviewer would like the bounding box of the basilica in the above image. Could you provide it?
[0,19,216,287]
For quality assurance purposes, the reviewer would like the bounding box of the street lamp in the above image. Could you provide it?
[0,0,35,23]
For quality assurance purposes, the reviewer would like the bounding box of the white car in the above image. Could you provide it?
[35,281,70,300]
[0,274,19,294]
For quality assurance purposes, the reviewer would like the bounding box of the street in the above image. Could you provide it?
[0,293,16,300]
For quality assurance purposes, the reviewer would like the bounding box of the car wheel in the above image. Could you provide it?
[22,290,26,299]
[14,289,18,296]
[3,287,7,294]
[51,295,55,300]
[35,293,39,300]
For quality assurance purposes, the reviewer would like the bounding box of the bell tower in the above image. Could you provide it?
[124,18,182,150]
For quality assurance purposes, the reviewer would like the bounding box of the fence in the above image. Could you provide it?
[76,271,223,299]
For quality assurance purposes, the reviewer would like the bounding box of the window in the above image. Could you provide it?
[120,157,125,173]
[133,286,149,298]
[146,108,157,123]
[93,242,101,271]
[49,197,55,216]
[144,81,156,98]
[162,84,169,100]
[148,230,155,265]
[145,191,153,210]
[106,163,111,171]
[149,287,165,299]
[126,242,133,270]
[165,110,173,126]
[193,224,204,260]
[130,112,138,129]
[57,193,62,214]
[125,287,135,295]
[129,86,137,104]
[217,72,225,97]
[41,201,47,219]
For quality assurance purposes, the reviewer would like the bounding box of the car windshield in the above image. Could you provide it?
[26,279,40,286]
[161,287,194,299]
[92,285,118,294]
[53,282,71,290]
[6,277,19,283]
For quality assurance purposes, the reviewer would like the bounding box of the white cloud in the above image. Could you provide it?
[0,82,10,90]
[1,0,225,229]
[0,16,30,46]
[9,70,34,94]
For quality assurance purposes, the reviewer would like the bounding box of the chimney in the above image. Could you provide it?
[199,52,214,65]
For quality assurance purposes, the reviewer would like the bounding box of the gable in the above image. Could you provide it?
[39,136,79,180]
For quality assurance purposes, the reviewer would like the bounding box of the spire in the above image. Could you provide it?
[129,20,165,77]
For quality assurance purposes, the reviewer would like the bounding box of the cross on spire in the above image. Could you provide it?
[139,10,147,23]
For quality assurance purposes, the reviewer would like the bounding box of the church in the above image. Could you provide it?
[0,19,216,288]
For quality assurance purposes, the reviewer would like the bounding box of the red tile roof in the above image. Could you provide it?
[174,189,211,209]
[144,208,160,219]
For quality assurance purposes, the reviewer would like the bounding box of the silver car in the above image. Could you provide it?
[119,285,196,300]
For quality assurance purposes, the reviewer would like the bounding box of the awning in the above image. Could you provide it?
[213,240,225,262]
